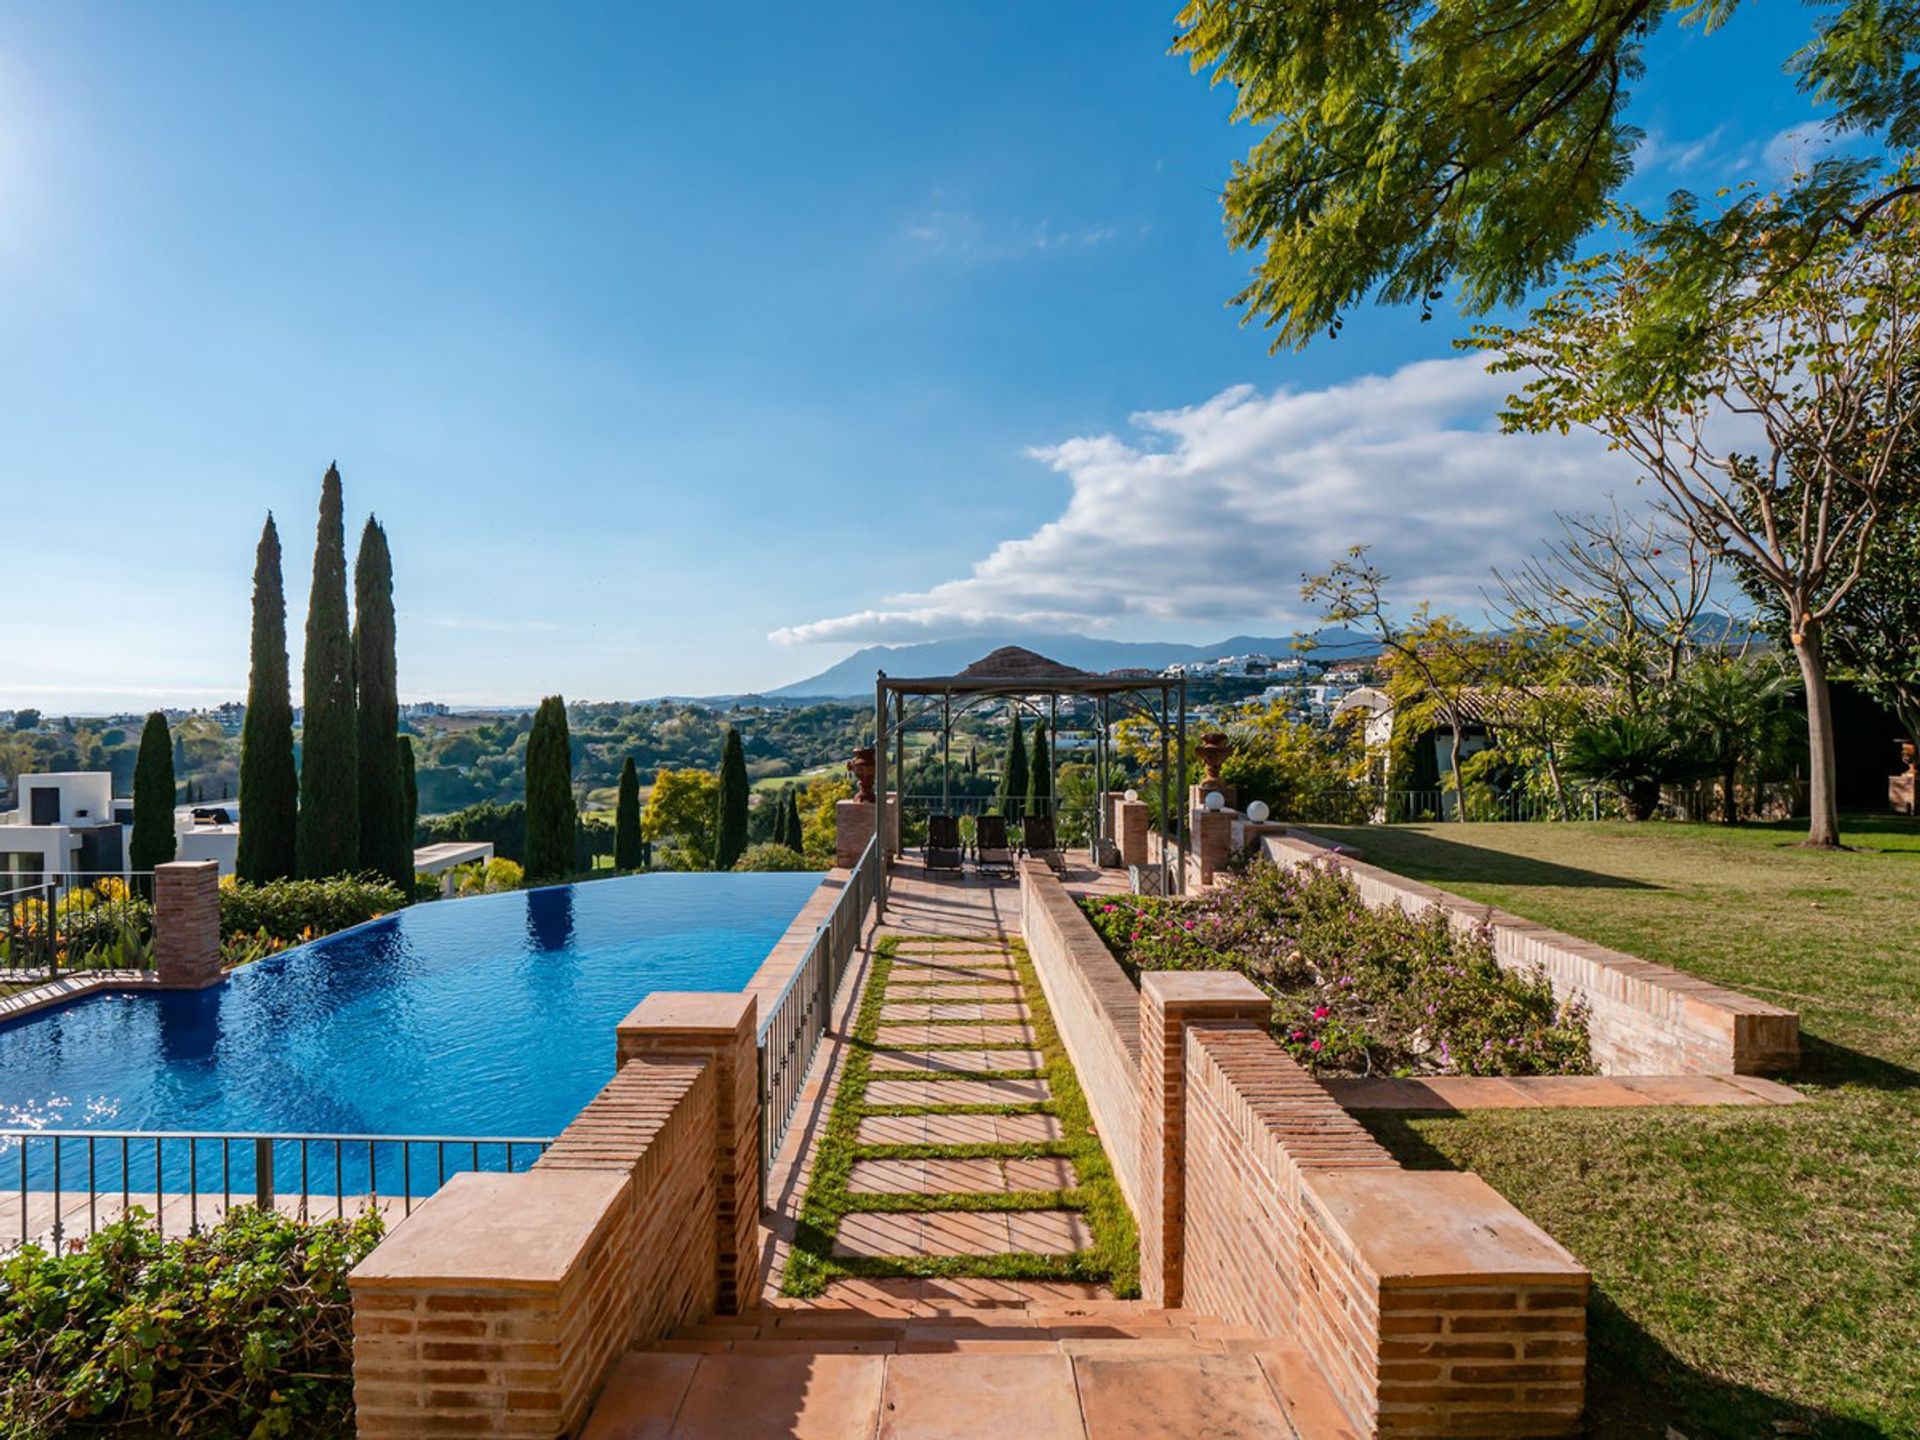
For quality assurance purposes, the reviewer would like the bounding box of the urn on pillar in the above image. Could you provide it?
[848,746,876,803]
[1196,733,1231,785]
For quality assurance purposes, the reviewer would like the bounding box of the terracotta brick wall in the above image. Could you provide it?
[1263,833,1799,1075]
[350,1056,719,1438]
[1017,860,1143,1211]
[1182,1025,1588,1438]
[152,860,221,989]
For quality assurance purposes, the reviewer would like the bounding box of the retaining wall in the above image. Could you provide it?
[1262,832,1799,1076]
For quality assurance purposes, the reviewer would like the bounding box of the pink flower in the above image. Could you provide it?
[1290,1030,1306,1041]
[1309,1038,1323,1052]
[1312,1005,1330,1020]
[1183,920,1196,930]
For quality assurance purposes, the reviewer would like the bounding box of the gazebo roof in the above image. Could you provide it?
[880,644,1180,697]
[957,646,1089,680]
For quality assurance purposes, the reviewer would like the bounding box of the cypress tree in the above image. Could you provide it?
[1028,725,1053,818]
[398,737,418,856]
[524,696,576,883]
[614,756,644,871]
[784,788,804,854]
[298,464,358,877]
[997,712,1028,821]
[130,712,177,874]
[353,517,409,888]
[769,788,788,849]
[714,729,750,871]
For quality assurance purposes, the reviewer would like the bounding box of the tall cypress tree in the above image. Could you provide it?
[524,696,576,883]
[398,737,418,858]
[614,756,644,871]
[997,712,1028,822]
[1028,725,1053,818]
[714,729,750,871]
[784,788,804,855]
[353,517,408,888]
[130,712,178,874]
[298,464,358,877]
[769,788,788,849]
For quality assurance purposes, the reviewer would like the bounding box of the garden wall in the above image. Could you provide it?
[1017,859,1143,1213]
[1262,832,1799,1076]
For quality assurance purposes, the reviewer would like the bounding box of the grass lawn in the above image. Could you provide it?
[1308,817,1920,1440]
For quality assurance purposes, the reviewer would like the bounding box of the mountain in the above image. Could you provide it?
[766,630,1379,699]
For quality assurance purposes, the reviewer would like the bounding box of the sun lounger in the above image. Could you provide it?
[925,813,964,871]
[1021,812,1066,874]
[974,814,1016,877]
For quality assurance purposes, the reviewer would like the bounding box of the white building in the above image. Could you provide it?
[0,772,128,888]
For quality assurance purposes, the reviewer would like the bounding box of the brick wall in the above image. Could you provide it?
[152,860,221,988]
[1263,833,1799,1075]
[350,1056,719,1438]
[1017,860,1143,1212]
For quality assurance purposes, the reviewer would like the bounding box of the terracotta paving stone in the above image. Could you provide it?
[667,1353,886,1439]
[919,1209,1016,1256]
[915,1112,1006,1145]
[847,1159,928,1194]
[1495,1074,1655,1107]
[868,1048,1046,1075]
[913,1157,1008,1192]
[864,1077,1050,1108]
[1003,1156,1078,1190]
[1073,1353,1292,1439]
[856,1113,930,1146]
[1006,1209,1094,1254]
[833,1212,928,1258]
[877,1353,1085,1440]
[1611,1074,1771,1106]
[993,1112,1066,1144]
[580,1352,697,1439]
[878,1001,1030,1022]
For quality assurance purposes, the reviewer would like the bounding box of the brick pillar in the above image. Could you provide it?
[836,799,875,867]
[616,992,759,1313]
[1138,971,1269,1306]
[153,860,221,988]
[1192,808,1237,887]
[1116,798,1149,870]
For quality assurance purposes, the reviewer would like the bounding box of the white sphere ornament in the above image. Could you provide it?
[1124,789,1139,803]
[1204,791,1226,812]
[1247,800,1270,823]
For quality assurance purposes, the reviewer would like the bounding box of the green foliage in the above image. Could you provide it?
[129,712,177,873]
[397,737,417,853]
[1082,860,1591,1078]
[1175,0,1918,349]
[732,842,814,872]
[446,856,525,895]
[641,767,719,869]
[237,514,298,883]
[352,518,410,890]
[783,788,804,854]
[523,696,576,884]
[1672,654,1802,822]
[0,1207,381,1438]
[298,465,358,878]
[1562,711,1694,821]
[714,728,750,872]
[1219,703,1368,822]
[996,710,1028,821]
[797,775,852,868]
[613,756,644,870]
[218,874,408,943]
[416,799,526,861]
[1027,725,1052,817]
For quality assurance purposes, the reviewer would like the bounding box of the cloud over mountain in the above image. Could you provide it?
[772,356,1638,647]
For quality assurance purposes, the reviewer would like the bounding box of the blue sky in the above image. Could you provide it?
[0,2,1855,708]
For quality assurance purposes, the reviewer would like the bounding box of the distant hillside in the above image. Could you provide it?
[767,630,1380,698]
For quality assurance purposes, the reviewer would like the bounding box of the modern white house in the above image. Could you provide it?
[175,802,241,876]
[0,772,128,889]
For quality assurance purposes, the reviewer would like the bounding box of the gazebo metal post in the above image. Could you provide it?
[1174,678,1188,895]
[1158,688,1171,894]
[941,694,951,815]
[874,674,889,911]
[1047,694,1058,818]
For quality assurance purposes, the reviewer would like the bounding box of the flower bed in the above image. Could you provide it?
[1079,858,1593,1077]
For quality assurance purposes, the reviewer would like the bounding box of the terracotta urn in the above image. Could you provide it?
[849,747,877,803]
[1196,732,1231,784]
[1902,740,1917,775]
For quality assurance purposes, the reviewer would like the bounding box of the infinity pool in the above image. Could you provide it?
[0,872,819,1140]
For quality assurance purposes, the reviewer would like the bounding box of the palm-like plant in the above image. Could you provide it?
[1562,711,1690,821]
[1673,656,1800,824]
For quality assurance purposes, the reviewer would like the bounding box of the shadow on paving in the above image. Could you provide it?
[1309,827,1662,890]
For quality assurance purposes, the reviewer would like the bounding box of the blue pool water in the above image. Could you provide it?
[0,872,819,1142]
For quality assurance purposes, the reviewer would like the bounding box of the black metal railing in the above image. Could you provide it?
[0,1128,552,1253]
[756,834,879,1181]
[0,872,156,984]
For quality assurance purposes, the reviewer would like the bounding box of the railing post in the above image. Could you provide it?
[255,1137,274,1211]
[45,879,59,979]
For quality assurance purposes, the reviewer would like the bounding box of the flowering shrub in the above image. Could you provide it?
[0,1207,381,1437]
[1081,859,1591,1077]
[0,880,154,972]
[218,875,407,945]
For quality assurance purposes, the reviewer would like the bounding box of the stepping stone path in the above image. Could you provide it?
[827,937,1098,1270]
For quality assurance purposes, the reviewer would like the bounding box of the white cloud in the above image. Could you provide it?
[904,198,1119,263]
[771,356,1641,647]
[1763,121,1836,177]
[1634,125,1730,175]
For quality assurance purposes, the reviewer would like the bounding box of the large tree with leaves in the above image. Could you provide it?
[353,518,409,889]
[997,710,1029,822]
[614,756,644,871]
[398,737,417,853]
[1479,196,1920,847]
[524,696,576,883]
[236,515,298,881]
[130,712,178,874]
[1176,0,1920,349]
[714,729,750,871]
[1027,724,1053,818]
[298,465,358,877]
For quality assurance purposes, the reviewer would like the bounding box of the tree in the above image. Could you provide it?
[783,788,804,855]
[614,756,644,871]
[1479,197,1920,847]
[642,767,720,869]
[997,711,1029,822]
[237,515,298,882]
[353,518,409,890]
[524,696,576,883]
[298,464,358,877]
[1027,724,1053,818]
[714,729,750,872]
[398,737,418,853]
[1175,1,1920,349]
[769,787,789,849]
[130,712,177,874]
[1674,654,1800,824]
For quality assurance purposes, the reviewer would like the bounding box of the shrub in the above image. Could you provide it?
[732,842,814,873]
[218,875,408,944]
[1081,859,1591,1077]
[451,857,525,895]
[0,1207,382,1438]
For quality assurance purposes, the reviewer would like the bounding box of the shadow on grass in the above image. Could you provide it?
[1309,826,1661,890]
[1793,1030,1920,1092]
[1361,1115,1887,1439]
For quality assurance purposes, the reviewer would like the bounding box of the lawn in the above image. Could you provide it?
[1308,818,1920,1440]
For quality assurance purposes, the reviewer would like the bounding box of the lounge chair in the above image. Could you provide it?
[1021,812,1067,875]
[925,813,964,872]
[973,814,1016,878]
